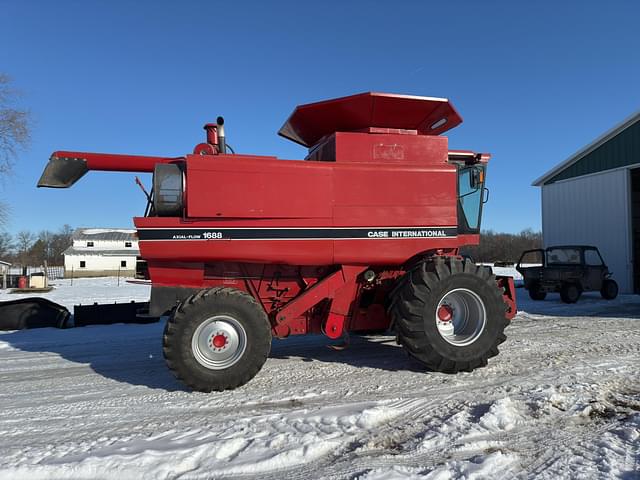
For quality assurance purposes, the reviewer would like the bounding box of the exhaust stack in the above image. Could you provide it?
[216,116,226,154]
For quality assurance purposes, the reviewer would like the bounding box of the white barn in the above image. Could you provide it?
[0,260,10,289]
[533,111,640,294]
[64,228,140,278]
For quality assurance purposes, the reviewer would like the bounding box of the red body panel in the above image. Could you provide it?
[306,131,449,164]
[186,154,331,219]
[137,131,460,267]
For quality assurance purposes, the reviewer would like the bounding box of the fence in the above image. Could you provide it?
[0,265,64,288]
[6,265,65,281]
[46,266,65,280]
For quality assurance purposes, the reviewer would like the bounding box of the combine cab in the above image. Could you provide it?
[39,92,516,391]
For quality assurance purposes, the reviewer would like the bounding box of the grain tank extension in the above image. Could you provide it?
[39,92,517,391]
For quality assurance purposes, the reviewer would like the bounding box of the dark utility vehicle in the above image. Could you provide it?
[516,245,618,303]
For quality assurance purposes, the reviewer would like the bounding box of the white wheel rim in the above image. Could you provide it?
[435,288,487,346]
[191,315,247,370]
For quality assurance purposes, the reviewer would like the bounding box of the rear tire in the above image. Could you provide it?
[528,282,547,301]
[389,257,508,373]
[560,282,581,304]
[600,279,618,300]
[163,287,272,392]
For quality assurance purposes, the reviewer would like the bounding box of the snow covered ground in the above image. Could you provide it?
[0,277,638,479]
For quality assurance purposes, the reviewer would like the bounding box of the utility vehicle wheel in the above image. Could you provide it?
[560,282,581,304]
[528,282,547,301]
[560,282,582,303]
[600,279,618,300]
[163,287,272,392]
[389,258,508,373]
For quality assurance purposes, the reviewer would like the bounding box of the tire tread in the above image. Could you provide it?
[163,287,271,392]
[389,256,508,373]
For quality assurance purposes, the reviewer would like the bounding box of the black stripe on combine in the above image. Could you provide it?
[137,227,458,241]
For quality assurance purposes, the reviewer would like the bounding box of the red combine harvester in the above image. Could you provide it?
[39,92,516,392]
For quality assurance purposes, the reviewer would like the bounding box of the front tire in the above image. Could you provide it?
[389,258,508,373]
[528,281,547,301]
[560,282,581,304]
[163,287,272,392]
[600,279,618,300]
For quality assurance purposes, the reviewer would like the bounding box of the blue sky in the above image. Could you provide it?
[1,0,639,234]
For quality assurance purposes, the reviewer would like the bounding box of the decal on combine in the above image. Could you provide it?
[137,227,458,241]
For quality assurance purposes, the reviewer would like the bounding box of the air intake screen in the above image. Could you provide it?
[153,163,184,216]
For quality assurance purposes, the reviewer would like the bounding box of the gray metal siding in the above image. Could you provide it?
[541,168,631,293]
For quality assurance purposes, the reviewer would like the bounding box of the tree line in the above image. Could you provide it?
[461,229,543,264]
[0,225,73,267]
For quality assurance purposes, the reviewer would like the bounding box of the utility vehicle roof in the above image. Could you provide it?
[545,245,599,251]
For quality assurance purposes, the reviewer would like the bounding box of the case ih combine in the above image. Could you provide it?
[39,92,516,392]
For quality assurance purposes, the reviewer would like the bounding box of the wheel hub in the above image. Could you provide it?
[435,288,487,346]
[211,333,228,349]
[192,315,247,370]
[437,305,453,322]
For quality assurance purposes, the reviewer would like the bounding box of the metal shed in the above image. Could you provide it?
[533,111,640,294]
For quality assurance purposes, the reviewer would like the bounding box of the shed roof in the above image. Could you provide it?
[533,110,640,186]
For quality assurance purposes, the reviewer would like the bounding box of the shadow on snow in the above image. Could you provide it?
[515,290,640,320]
[1,320,426,392]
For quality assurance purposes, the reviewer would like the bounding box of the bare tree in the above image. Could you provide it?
[0,74,31,225]
[38,229,53,260]
[0,225,71,264]
[32,226,73,265]
[0,74,30,174]
[15,230,35,265]
[0,231,13,258]
[51,224,73,264]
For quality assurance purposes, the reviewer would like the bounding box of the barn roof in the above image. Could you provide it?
[533,110,640,186]
[72,228,137,242]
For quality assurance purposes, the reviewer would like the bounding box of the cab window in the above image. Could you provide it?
[458,166,484,231]
[584,249,603,266]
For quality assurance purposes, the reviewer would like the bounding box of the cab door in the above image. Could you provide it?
[457,165,485,234]
[583,248,607,290]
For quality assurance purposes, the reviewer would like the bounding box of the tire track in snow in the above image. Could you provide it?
[0,285,639,479]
